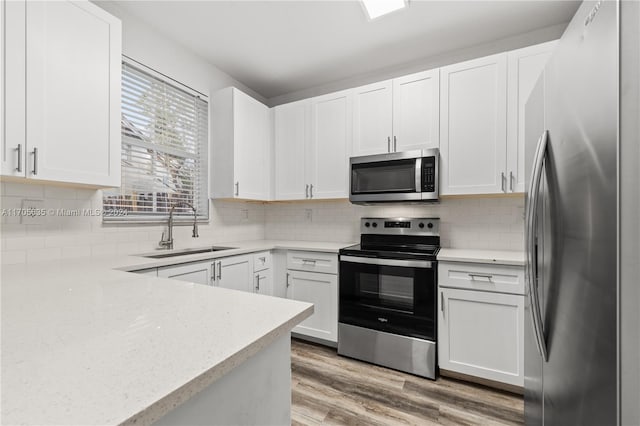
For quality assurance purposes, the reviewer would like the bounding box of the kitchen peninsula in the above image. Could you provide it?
[1,251,314,425]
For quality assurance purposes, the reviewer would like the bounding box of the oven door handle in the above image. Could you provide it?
[340,255,433,269]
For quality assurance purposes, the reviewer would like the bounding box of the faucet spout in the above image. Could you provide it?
[159,202,198,249]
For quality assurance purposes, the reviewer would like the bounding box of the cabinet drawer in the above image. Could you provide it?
[287,251,338,275]
[439,262,524,295]
[253,251,272,272]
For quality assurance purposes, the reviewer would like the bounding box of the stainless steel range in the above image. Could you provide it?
[338,217,439,379]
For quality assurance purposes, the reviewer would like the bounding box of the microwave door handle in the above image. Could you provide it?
[415,157,422,192]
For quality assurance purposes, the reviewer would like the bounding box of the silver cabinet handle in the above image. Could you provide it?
[32,147,38,176]
[217,261,222,280]
[387,136,391,152]
[235,182,239,196]
[509,171,514,192]
[440,292,444,314]
[525,129,549,362]
[15,144,22,172]
[211,263,216,285]
[468,273,493,282]
[259,256,266,263]
[302,259,317,265]
[393,136,397,152]
[255,274,260,291]
[305,184,309,198]
[309,184,313,198]
[501,171,505,192]
[286,272,290,288]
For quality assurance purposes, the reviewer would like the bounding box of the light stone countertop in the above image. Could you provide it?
[1,239,354,426]
[437,248,525,266]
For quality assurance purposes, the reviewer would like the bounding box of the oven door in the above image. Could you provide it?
[339,255,436,341]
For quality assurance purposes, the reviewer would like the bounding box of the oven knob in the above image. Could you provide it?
[427,222,434,229]
[365,222,370,228]
[418,222,425,229]
[372,222,378,228]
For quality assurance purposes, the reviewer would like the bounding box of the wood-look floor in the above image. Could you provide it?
[291,339,524,426]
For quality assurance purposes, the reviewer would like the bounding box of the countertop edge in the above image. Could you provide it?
[118,240,354,272]
[437,249,525,266]
[120,304,314,426]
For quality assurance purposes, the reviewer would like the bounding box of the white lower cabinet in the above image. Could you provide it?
[254,268,273,296]
[438,287,524,387]
[215,254,253,292]
[286,269,338,343]
[158,261,212,286]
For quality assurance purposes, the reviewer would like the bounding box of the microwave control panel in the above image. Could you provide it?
[422,156,436,193]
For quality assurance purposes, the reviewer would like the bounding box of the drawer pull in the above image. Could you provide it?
[468,273,493,282]
[302,259,317,265]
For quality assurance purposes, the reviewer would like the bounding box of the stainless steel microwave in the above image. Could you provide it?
[349,149,439,204]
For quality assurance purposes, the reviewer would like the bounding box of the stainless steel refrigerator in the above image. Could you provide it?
[523,1,621,424]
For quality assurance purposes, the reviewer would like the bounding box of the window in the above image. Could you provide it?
[103,60,209,222]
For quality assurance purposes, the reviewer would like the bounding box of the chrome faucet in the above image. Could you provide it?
[159,202,199,250]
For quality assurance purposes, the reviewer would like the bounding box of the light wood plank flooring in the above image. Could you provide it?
[291,339,524,425]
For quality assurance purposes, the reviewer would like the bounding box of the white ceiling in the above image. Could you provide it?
[110,0,580,100]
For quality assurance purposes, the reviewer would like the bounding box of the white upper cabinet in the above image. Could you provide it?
[507,41,558,193]
[273,90,351,201]
[211,87,270,201]
[274,100,309,200]
[352,80,393,156]
[392,69,440,152]
[2,0,121,187]
[352,70,439,156]
[307,89,352,199]
[440,53,508,195]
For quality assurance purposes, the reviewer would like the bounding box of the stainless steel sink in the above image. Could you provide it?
[140,246,235,259]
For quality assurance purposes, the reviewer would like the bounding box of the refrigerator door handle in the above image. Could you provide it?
[525,129,549,362]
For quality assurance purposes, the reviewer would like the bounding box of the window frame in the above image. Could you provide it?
[103,57,210,224]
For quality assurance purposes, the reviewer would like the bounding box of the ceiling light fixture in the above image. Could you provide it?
[361,0,407,20]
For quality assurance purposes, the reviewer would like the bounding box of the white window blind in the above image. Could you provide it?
[103,61,209,222]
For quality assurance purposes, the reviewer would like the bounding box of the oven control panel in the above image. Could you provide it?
[361,218,439,236]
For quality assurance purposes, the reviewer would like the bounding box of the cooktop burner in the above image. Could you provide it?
[340,217,440,261]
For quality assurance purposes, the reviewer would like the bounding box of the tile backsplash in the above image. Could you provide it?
[0,182,265,265]
[1,181,524,265]
[264,197,525,250]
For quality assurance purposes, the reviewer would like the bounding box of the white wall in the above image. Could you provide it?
[93,1,267,103]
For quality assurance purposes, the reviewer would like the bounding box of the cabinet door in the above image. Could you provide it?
[352,80,393,156]
[307,90,352,199]
[158,262,212,286]
[274,100,308,200]
[392,69,440,152]
[25,1,121,186]
[507,41,557,193]
[438,287,524,386]
[254,269,273,296]
[1,0,26,177]
[286,270,338,343]
[216,255,253,293]
[440,53,507,195]
[234,89,270,200]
